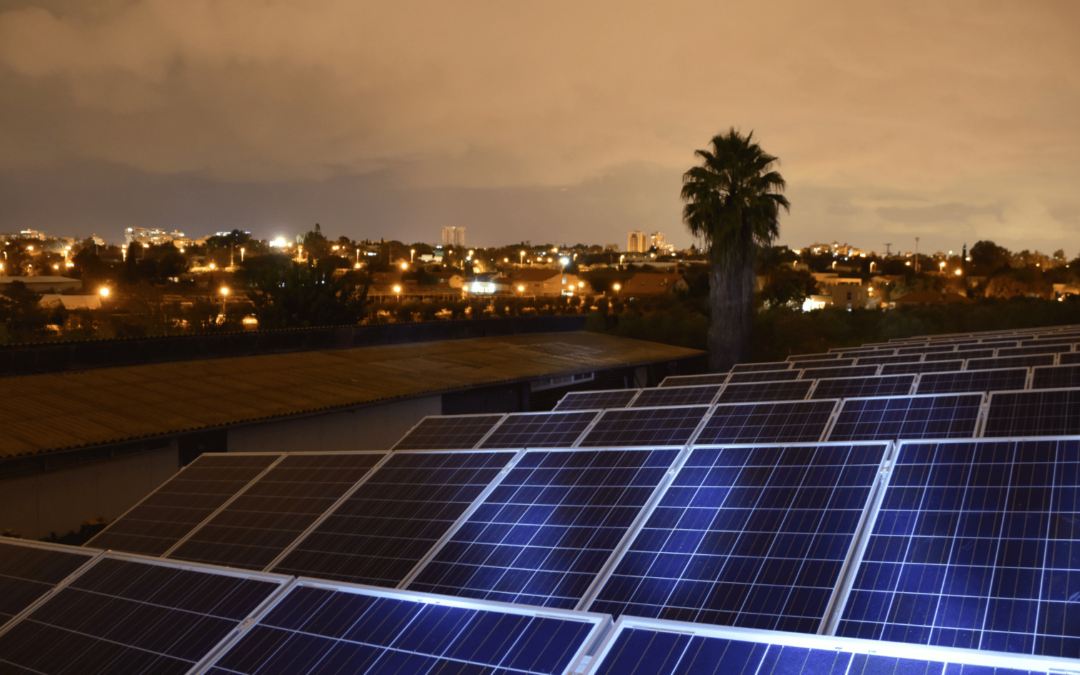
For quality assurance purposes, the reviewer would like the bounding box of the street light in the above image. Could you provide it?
[99,287,110,298]
[411,249,415,263]
[240,247,245,263]
[519,251,525,265]
[613,283,621,294]
[400,262,408,271]
[220,286,229,315]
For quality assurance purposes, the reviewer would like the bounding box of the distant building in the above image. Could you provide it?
[627,231,647,253]
[441,226,466,247]
[125,227,186,247]
[506,268,585,296]
[621,272,688,297]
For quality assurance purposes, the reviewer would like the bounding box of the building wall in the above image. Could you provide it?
[227,396,442,453]
[0,442,179,540]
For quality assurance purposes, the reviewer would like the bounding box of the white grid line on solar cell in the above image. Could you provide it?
[966,354,1057,371]
[982,388,1080,437]
[629,385,723,408]
[164,452,389,571]
[0,552,291,675]
[194,578,610,675]
[577,615,1080,675]
[578,406,711,447]
[835,438,1080,658]
[914,368,1029,395]
[553,389,640,411]
[799,365,880,380]
[658,374,729,388]
[693,400,840,445]
[586,442,889,633]
[716,380,815,404]
[853,354,924,367]
[826,393,985,442]
[85,453,286,557]
[0,540,102,637]
[809,375,917,400]
[1030,365,1080,390]
[727,369,802,384]
[480,411,602,448]
[880,360,965,375]
[392,413,508,450]
[730,361,793,373]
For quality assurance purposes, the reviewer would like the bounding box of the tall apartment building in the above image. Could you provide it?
[649,232,666,250]
[441,226,466,247]
[627,231,647,253]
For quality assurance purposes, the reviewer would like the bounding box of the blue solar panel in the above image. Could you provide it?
[881,360,965,375]
[716,379,814,403]
[659,374,728,387]
[589,443,887,632]
[853,354,923,366]
[799,364,880,380]
[997,344,1072,357]
[966,355,1056,370]
[827,394,983,441]
[406,447,680,609]
[631,385,722,408]
[1061,352,1080,365]
[0,555,286,673]
[480,411,599,448]
[730,361,792,373]
[554,389,639,410]
[792,357,854,369]
[897,344,957,355]
[694,400,839,445]
[1030,365,1080,390]
[579,406,708,447]
[838,439,1080,658]
[0,540,96,628]
[915,368,1028,395]
[983,389,1080,437]
[393,414,506,450]
[203,582,605,675]
[787,353,841,363]
[928,348,992,360]
[810,375,916,400]
[583,618,1072,675]
[726,369,801,383]
[270,451,517,587]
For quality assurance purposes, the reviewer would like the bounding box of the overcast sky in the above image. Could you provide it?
[1,0,1077,254]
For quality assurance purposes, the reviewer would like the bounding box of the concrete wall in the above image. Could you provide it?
[227,396,442,453]
[0,442,179,540]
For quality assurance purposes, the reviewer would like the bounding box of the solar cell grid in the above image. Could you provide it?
[1060,352,1080,365]
[839,348,896,358]
[579,406,709,447]
[0,555,285,674]
[167,452,385,571]
[881,360,964,375]
[827,394,984,441]
[589,443,887,632]
[630,385,722,408]
[407,447,681,609]
[203,583,604,675]
[915,368,1028,395]
[481,411,599,448]
[658,374,729,388]
[785,353,840,363]
[791,357,854,369]
[966,354,1056,371]
[998,344,1073,357]
[838,438,1080,658]
[393,414,506,450]
[897,344,957,355]
[852,353,922,366]
[983,389,1080,437]
[716,379,814,404]
[798,364,879,380]
[926,348,993,361]
[0,541,95,628]
[553,389,639,411]
[1022,336,1080,347]
[694,400,838,445]
[729,361,791,373]
[1031,364,1080,390]
[85,453,282,557]
[809,375,916,400]
[271,451,517,587]
[726,369,801,384]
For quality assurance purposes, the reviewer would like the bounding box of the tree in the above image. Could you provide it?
[681,128,789,371]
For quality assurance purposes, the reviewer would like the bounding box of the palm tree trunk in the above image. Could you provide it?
[708,246,756,372]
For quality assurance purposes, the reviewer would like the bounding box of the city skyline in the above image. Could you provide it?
[0,1,1077,254]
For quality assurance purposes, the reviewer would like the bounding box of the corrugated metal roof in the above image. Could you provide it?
[0,332,701,459]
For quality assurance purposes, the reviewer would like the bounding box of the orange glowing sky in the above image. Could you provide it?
[1,0,1077,253]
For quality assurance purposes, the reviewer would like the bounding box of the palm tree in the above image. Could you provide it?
[682,128,789,372]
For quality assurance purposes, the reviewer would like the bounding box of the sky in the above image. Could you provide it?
[0,0,1078,254]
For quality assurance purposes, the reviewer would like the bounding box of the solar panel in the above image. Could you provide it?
[998,344,1073,357]
[85,453,282,556]
[915,367,1028,395]
[880,359,964,375]
[0,555,286,673]
[1060,352,1080,365]
[393,414,506,450]
[897,344,957,355]
[716,379,814,404]
[798,364,879,380]
[1031,364,1080,390]
[827,394,984,441]
[480,411,599,448]
[201,581,607,675]
[694,400,839,445]
[578,406,709,447]
[983,389,1080,437]
[786,353,840,363]
[658,374,729,387]
[589,442,887,632]
[810,374,916,400]
[554,389,639,410]
[838,348,895,358]
[852,353,922,366]
[966,354,1056,370]
[270,450,517,587]
[406,447,681,609]
[582,617,1074,675]
[630,385,722,408]
[726,369,801,383]
[729,361,792,373]
[837,438,1080,658]
[0,540,96,629]
[1026,335,1080,346]
[926,348,993,361]
[792,357,854,369]
[167,452,385,570]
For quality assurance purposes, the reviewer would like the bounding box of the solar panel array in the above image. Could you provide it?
[10,321,1080,670]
